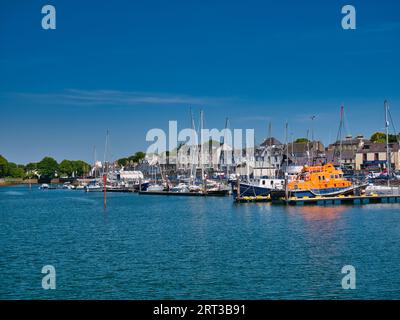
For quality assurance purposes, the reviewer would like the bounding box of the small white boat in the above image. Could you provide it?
[84,181,103,192]
[188,185,202,192]
[62,182,75,190]
[365,184,400,196]
[39,183,49,190]
[147,184,164,192]
[171,183,190,193]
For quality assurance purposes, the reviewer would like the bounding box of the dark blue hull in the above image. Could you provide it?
[232,182,272,197]
[287,185,366,198]
[292,187,347,198]
[133,182,149,192]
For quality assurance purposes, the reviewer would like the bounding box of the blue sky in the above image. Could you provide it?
[1,0,400,164]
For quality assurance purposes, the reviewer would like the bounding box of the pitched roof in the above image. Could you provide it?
[260,137,282,147]
[357,142,400,153]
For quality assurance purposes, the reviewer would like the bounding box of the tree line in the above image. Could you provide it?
[0,155,90,179]
[116,151,146,167]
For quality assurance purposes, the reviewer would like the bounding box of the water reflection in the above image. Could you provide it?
[286,205,349,221]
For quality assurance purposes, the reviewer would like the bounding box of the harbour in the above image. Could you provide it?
[1,184,400,299]
[1,0,400,303]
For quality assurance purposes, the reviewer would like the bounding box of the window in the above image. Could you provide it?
[374,153,379,161]
[363,154,367,161]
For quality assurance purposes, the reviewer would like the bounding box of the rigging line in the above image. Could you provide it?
[342,107,351,137]
[388,107,399,142]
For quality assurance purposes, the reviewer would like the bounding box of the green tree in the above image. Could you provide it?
[116,157,128,166]
[72,160,90,177]
[37,157,59,178]
[25,162,38,178]
[370,132,399,143]
[118,151,146,167]
[7,163,25,178]
[59,160,74,177]
[370,132,387,143]
[389,134,400,143]
[0,155,9,177]
[133,151,146,162]
[25,162,37,171]
[294,138,310,143]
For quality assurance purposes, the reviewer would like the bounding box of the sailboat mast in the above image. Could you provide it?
[385,100,390,186]
[103,130,109,176]
[200,110,206,192]
[223,117,229,175]
[285,121,289,169]
[306,129,310,166]
[189,108,197,185]
[268,122,272,147]
[102,130,109,209]
[310,115,316,165]
[93,146,97,178]
[339,106,344,167]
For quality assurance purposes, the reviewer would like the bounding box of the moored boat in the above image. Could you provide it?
[271,163,367,199]
[232,178,285,198]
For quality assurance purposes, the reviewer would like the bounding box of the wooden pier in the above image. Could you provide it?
[235,194,400,206]
[138,190,230,197]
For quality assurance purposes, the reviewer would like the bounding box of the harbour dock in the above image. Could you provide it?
[236,194,400,205]
[138,190,230,197]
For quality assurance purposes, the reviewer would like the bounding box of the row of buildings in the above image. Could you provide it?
[138,134,400,178]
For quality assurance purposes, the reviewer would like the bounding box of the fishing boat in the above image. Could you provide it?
[271,163,367,199]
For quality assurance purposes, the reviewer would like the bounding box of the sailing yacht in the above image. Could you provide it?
[365,100,399,195]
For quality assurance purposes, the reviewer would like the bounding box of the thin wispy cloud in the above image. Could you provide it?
[12,89,236,107]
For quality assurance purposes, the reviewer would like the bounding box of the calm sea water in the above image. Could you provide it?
[0,184,399,300]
